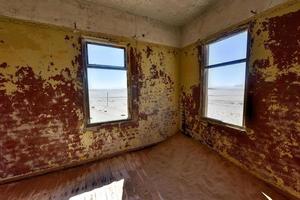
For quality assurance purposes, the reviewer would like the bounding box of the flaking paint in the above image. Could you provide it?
[0,1,299,199]
[0,17,179,182]
[180,2,300,198]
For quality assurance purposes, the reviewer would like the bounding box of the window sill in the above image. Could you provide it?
[200,117,247,133]
[85,117,133,129]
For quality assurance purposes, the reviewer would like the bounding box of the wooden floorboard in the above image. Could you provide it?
[0,133,292,200]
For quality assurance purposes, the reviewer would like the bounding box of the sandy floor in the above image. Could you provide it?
[0,134,291,200]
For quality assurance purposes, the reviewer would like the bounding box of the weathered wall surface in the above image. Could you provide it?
[180,2,300,198]
[0,17,179,181]
[0,0,180,47]
[181,0,291,47]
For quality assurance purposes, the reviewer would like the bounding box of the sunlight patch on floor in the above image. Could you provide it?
[262,192,273,200]
[69,179,124,200]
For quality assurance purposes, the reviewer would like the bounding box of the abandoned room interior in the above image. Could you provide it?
[0,0,299,199]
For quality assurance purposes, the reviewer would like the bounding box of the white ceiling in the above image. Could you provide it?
[85,0,218,26]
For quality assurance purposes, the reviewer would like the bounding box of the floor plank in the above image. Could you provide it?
[0,133,291,200]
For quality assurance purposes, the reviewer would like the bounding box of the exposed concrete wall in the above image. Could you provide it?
[181,0,291,47]
[0,17,180,182]
[179,2,300,198]
[0,0,181,47]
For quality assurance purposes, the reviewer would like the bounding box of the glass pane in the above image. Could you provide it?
[87,68,128,124]
[208,31,248,65]
[87,44,125,67]
[205,63,246,126]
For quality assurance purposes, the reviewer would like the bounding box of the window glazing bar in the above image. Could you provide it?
[87,64,127,70]
[205,58,246,69]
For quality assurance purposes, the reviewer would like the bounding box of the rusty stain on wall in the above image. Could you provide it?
[180,2,300,198]
[0,17,179,181]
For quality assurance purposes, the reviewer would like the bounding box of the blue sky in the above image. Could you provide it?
[87,68,127,90]
[87,44,125,67]
[87,44,127,90]
[87,30,248,90]
[207,63,246,88]
[208,31,248,65]
[207,30,248,88]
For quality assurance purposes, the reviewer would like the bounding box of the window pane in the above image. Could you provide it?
[87,68,128,124]
[208,31,248,65]
[87,44,125,67]
[205,63,246,126]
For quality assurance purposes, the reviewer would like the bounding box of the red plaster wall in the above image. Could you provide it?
[0,19,179,182]
[180,4,300,198]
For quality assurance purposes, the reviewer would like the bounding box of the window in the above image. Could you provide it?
[203,30,249,127]
[83,41,129,125]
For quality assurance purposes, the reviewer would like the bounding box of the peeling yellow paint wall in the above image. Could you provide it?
[0,17,179,182]
[180,2,300,198]
[0,1,299,198]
